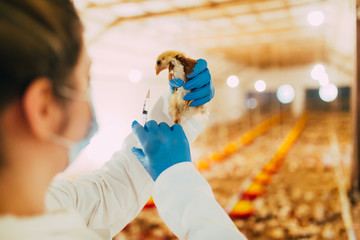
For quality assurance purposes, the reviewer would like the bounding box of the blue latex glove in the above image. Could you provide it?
[169,59,215,107]
[131,120,191,181]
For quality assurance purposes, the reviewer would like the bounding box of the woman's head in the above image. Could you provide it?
[0,0,83,111]
[0,0,94,171]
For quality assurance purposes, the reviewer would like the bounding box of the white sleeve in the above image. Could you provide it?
[46,91,205,238]
[153,162,247,240]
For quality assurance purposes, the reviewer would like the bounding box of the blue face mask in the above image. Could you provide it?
[51,87,99,165]
[68,100,98,163]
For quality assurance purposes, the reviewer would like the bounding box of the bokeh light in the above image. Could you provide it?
[318,73,329,87]
[246,98,258,109]
[128,69,142,83]
[254,80,266,92]
[311,64,326,80]
[319,83,338,102]
[227,75,239,88]
[307,11,324,26]
[277,84,295,104]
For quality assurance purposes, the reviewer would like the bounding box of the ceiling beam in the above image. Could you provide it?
[87,0,323,44]
[185,25,322,42]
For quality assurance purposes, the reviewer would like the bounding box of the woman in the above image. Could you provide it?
[0,0,246,239]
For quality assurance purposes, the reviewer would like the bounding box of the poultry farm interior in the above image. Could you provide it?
[113,110,355,240]
[59,0,360,239]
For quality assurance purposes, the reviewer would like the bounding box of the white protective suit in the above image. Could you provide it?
[0,92,246,240]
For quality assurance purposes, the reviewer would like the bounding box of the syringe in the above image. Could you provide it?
[141,89,151,126]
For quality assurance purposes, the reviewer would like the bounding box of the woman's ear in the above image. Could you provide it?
[22,78,62,140]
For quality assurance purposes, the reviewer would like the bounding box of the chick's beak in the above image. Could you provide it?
[155,67,161,75]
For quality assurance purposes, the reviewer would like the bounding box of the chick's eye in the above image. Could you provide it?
[157,60,161,65]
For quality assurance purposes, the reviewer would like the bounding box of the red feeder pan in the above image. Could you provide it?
[253,171,272,185]
[144,196,155,209]
[262,161,279,174]
[242,182,265,200]
[229,200,255,218]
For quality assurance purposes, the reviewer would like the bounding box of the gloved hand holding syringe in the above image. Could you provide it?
[133,87,192,181]
[135,89,151,149]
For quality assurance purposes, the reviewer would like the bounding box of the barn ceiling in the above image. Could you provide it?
[73,0,355,83]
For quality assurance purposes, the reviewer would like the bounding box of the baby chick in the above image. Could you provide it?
[155,50,207,124]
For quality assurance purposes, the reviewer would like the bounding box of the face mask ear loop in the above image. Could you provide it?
[50,133,77,149]
[59,86,89,102]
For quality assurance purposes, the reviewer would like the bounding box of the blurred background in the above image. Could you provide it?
[64,0,357,239]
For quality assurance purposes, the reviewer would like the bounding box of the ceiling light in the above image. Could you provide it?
[277,84,295,104]
[254,80,266,92]
[246,98,258,109]
[227,75,239,88]
[311,64,326,80]
[307,11,324,27]
[128,69,142,83]
[319,84,338,102]
[318,74,329,87]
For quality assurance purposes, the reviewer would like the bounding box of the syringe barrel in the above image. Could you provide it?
[141,98,150,125]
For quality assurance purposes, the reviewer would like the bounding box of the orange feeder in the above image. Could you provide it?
[269,155,282,167]
[274,152,286,162]
[211,153,224,163]
[262,161,279,174]
[144,196,155,209]
[224,142,238,156]
[197,160,210,171]
[275,156,285,165]
[242,182,265,200]
[229,200,255,218]
[241,133,255,145]
[253,171,272,185]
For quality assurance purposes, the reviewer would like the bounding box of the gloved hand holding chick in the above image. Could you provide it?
[155,51,215,124]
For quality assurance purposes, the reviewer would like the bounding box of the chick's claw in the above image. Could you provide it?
[185,100,193,108]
